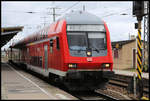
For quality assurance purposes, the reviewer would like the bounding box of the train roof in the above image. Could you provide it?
[60,10,104,25]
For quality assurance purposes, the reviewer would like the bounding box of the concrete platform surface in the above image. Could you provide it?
[1,63,78,100]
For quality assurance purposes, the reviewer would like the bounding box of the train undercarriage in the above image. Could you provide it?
[62,71,114,91]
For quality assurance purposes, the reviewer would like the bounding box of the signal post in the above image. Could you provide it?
[136,18,143,99]
[133,1,149,100]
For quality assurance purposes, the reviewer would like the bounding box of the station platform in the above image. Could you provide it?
[1,62,77,100]
[114,69,149,79]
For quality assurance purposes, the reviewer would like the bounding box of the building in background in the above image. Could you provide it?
[111,36,148,71]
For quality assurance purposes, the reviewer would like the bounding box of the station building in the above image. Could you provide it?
[111,36,148,71]
[1,26,23,62]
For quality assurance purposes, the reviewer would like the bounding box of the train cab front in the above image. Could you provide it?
[61,11,114,90]
[62,23,114,90]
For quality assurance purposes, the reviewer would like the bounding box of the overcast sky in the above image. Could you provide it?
[2,1,145,50]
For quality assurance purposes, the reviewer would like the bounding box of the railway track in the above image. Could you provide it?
[108,74,149,98]
[68,90,121,100]
[109,79,149,94]
[67,88,131,100]
[95,89,131,100]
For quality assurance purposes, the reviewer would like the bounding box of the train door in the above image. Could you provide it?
[44,45,48,71]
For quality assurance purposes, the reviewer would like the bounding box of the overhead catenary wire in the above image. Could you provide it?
[3,10,48,14]
[61,1,80,14]
[54,1,80,21]
[55,1,80,19]
[101,8,131,18]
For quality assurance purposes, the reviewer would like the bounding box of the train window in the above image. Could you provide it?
[56,37,60,50]
[50,39,53,47]
[39,57,42,67]
[67,32,87,51]
[88,32,107,50]
[49,39,53,53]
[67,32,106,51]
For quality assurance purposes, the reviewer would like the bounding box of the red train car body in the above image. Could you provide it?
[11,11,114,90]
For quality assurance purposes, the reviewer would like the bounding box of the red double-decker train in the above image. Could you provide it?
[11,11,114,91]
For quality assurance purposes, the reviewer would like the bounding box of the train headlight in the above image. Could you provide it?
[68,64,77,68]
[102,63,110,68]
[87,52,91,56]
[105,64,110,67]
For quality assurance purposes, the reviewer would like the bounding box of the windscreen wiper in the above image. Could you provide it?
[91,47,99,53]
[77,48,86,53]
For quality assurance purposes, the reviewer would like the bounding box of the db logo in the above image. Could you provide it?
[87,58,92,62]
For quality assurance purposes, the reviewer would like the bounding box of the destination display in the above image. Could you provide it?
[67,24,105,32]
